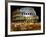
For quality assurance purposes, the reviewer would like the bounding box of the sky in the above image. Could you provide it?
[11,6,41,22]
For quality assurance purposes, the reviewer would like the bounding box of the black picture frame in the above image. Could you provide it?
[5,1,45,37]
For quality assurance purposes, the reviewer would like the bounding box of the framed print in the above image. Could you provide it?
[6,1,45,36]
